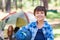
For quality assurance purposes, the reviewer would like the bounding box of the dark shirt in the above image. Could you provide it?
[34,29,46,40]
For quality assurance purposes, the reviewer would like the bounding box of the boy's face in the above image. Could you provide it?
[35,11,45,21]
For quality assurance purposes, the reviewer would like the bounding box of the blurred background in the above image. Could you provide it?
[0,0,60,40]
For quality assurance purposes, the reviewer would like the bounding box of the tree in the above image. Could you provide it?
[13,0,17,9]
[32,0,34,6]
[19,0,23,9]
[40,0,48,10]
[5,0,11,12]
[2,0,6,12]
[0,0,2,10]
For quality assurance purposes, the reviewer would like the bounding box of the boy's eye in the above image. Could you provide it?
[41,11,44,14]
[41,12,43,14]
[37,12,39,14]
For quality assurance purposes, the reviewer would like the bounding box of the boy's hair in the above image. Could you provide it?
[34,6,47,16]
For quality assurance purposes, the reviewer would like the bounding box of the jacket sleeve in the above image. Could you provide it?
[47,25,54,40]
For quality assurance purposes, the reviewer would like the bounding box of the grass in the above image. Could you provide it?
[47,12,60,19]
[54,34,60,38]
[53,26,60,38]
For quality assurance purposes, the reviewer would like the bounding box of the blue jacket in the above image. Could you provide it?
[15,21,54,40]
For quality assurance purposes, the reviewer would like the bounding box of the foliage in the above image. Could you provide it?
[47,12,60,19]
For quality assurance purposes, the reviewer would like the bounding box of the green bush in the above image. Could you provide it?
[47,12,60,19]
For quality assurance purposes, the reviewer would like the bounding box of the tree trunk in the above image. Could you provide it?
[40,0,48,10]
[2,0,5,12]
[42,0,48,10]
[32,0,34,6]
[19,0,22,9]
[13,0,17,9]
[5,0,11,12]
